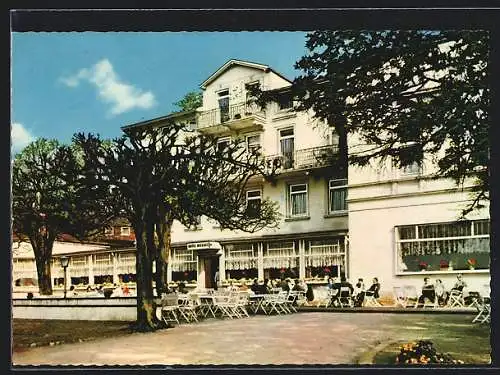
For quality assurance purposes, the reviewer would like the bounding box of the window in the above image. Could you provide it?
[225,243,258,280]
[289,183,308,217]
[246,134,261,154]
[328,179,348,213]
[329,130,339,146]
[217,137,231,152]
[246,190,262,218]
[395,220,490,273]
[263,241,298,278]
[217,89,230,123]
[401,161,421,176]
[277,91,293,110]
[279,127,295,169]
[121,227,131,236]
[305,238,346,280]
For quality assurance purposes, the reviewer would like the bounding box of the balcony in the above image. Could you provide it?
[266,145,339,173]
[197,102,265,133]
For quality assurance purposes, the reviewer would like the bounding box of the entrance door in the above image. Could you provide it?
[204,255,220,289]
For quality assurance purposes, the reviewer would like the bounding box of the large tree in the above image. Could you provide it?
[295,30,489,213]
[12,139,117,295]
[173,91,203,112]
[253,30,488,213]
[74,123,279,331]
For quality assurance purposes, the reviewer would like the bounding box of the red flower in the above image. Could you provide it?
[324,267,331,274]
[440,259,449,267]
[419,261,428,267]
[183,272,189,276]
[467,258,477,266]
[280,268,286,273]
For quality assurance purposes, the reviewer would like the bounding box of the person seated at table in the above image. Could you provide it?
[330,276,353,307]
[452,274,467,292]
[292,279,305,292]
[258,279,270,294]
[69,285,78,297]
[250,279,260,294]
[305,283,315,303]
[417,277,436,307]
[178,282,187,294]
[444,274,467,305]
[353,278,365,307]
[357,277,381,306]
[434,279,447,306]
[279,278,290,292]
[327,277,334,290]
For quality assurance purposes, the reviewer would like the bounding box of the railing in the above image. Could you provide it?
[266,145,339,172]
[198,102,263,129]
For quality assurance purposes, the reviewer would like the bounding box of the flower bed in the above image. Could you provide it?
[395,340,464,365]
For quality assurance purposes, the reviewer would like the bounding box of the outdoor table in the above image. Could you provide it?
[198,294,217,318]
[248,294,267,314]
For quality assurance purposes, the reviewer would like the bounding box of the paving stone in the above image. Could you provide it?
[12,312,489,366]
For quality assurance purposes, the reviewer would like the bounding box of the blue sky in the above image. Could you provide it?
[11,32,309,154]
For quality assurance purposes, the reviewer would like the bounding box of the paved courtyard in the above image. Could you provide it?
[12,312,490,366]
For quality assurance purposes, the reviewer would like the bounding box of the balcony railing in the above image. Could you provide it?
[266,145,338,172]
[198,102,264,129]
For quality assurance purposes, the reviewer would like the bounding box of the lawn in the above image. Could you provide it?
[371,315,491,365]
[12,319,134,352]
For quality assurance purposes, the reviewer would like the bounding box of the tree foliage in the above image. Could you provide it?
[12,139,117,295]
[252,30,489,213]
[73,123,279,331]
[173,91,203,112]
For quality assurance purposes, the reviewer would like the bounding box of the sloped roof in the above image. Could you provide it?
[200,59,292,89]
[121,109,196,132]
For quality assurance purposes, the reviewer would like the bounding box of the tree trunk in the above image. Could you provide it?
[154,210,173,297]
[35,255,53,295]
[132,213,166,332]
[30,231,55,295]
[334,117,349,179]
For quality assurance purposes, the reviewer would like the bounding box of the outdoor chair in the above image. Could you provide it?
[177,294,199,323]
[326,288,339,308]
[392,286,407,308]
[363,290,382,307]
[235,291,250,317]
[338,286,354,308]
[422,294,439,309]
[447,289,465,308]
[403,285,419,308]
[472,296,490,324]
[161,293,180,326]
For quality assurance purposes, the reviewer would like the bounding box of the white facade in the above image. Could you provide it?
[12,59,490,299]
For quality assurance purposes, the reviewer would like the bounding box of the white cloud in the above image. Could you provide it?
[11,122,35,153]
[61,59,156,116]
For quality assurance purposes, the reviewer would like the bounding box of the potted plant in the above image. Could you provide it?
[467,258,477,270]
[418,261,428,271]
[439,259,449,271]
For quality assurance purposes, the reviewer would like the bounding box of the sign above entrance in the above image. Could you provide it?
[187,242,222,252]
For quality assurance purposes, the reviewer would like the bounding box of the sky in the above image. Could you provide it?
[11,32,309,154]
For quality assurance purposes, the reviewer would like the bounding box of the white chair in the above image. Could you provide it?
[338,286,354,308]
[403,285,419,308]
[472,297,490,324]
[364,290,382,307]
[177,294,199,323]
[447,289,465,308]
[392,286,407,308]
[161,293,180,326]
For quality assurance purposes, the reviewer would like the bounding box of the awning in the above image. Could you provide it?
[187,242,222,257]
